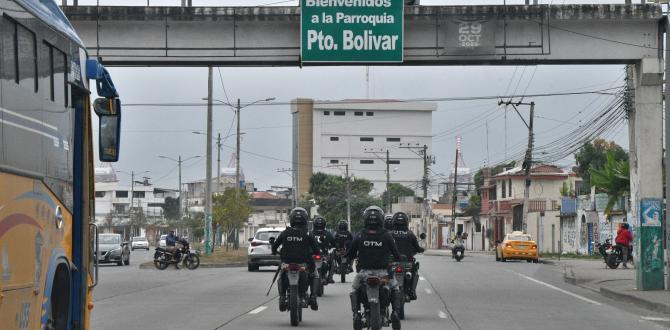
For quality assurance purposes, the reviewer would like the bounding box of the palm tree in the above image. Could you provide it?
[589,150,630,214]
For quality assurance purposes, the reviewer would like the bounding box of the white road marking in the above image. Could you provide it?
[248,306,268,314]
[424,288,432,294]
[515,272,601,306]
[641,316,670,322]
[438,311,447,319]
[419,276,425,281]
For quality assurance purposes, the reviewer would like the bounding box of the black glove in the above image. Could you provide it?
[271,250,277,255]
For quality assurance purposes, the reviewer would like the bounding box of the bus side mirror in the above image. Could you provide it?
[93,98,121,162]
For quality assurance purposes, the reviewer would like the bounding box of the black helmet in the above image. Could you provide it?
[621,222,629,229]
[363,206,384,229]
[392,212,409,229]
[289,207,309,228]
[338,220,348,232]
[313,216,326,230]
[384,214,394,230]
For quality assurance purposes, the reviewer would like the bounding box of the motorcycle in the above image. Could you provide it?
[353,273,400,330]
[153,239,200,270]
[594,239,611,264]
[389,256,414,320]
[333,248,353,283]
[452,240,465,262]
[605,243,634,269]
[278,262,310,326]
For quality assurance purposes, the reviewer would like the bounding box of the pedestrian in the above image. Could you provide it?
[615,222,633,269]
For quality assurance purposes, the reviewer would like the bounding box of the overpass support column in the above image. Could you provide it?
[628,59,664,291]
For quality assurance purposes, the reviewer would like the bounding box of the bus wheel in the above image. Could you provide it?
[49,263,71,330]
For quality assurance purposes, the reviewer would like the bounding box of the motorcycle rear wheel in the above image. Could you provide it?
[369,301,381,330]
[606,254,620,269]
[154,256,169,270]
[289,286,299,326]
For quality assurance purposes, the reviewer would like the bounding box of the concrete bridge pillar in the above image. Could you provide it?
[628,58,664,290]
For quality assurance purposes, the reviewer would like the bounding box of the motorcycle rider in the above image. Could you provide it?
[271,207,321,311]
[166,230,180,269]
[334,220,354,272]
[312,215,336,283]
[391,211,425,300]
[615,222,633,269]
[348,206,402,327]
[384,214,394,231]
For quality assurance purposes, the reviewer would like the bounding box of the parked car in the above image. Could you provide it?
[158,234,167,248]
[97,233,131,266]
[495,231,538,263]
[247,227,284,271]
[131,236,150,251]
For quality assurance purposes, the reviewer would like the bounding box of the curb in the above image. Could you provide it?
[138,262,246,269]
[599,286,670,314]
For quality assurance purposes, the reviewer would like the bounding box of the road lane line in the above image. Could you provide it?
[419,276,425,281]
[425,288,432,294]
[438,311,448,319]
[641,316,670,322]
[248,306,267,314]
[515,272,601,306]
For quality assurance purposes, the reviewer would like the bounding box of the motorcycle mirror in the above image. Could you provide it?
[248,237,254,242]
[419,233,426,240]
[269,237,276,244]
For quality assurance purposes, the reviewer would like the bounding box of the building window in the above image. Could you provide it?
[366,112,374,116]
[95,191,106,198]
[330,136,339,141]
[116,191,129,198]
[386,137,401,142]
[508,179,512,197]
[334,111,345,116]
[360,137,374,142]
[324,111,330,115]
[501,180,506,199]
[330,159,339,164]
[388,160,400,165]
[354,111,363,116]
[360,160,374,164]
[133,191,145,198]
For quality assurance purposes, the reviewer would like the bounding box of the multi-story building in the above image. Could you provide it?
[94,164,178,240]
[481,164,581,253]
[183,167,254,215]
[292,98,436,197]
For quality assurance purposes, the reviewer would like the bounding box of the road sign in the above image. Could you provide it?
[301,0,404,63]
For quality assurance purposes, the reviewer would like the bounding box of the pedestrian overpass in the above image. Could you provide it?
[62,3,668,290]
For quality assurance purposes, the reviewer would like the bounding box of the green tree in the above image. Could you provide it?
[589,150,630,214]
[381,183,415,211]
[559,182,575,197]
[575,138,628,190]
[213,188,252,249]
[464,195,481,217]
[309,172,380,231]
[162,196,180,220]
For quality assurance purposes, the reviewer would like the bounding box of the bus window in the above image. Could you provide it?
[53,47,67,106]
[1,17,17,83]
[17,23,37,92]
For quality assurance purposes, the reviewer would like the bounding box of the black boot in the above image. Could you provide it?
[309,294,318,311]
[278,295,287,312]
[391,291,402,329]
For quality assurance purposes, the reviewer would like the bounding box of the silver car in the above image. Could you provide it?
[131,236,150,251]
[247,228,283,271]
[97,234,130,266]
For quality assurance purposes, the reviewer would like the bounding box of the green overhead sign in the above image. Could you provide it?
[301,0,404,63]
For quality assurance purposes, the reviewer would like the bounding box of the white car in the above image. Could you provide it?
[131,236,149,250]
[159,234,167,248]
[247,227,284,271]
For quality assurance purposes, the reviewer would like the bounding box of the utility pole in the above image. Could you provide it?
[499,99,535,233]
[451,145,459,237]
[364,148,393,213]
[159,155,200,226]
[277,168,297,207]
[236,98,241,190]
[217,133,222,194]
[205,66,213,255]
[399,144,432,237]
[328,163,351,230]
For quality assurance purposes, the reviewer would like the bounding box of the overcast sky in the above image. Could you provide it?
[82,0,636,192]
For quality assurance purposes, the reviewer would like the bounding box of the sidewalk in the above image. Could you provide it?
[553,258,670,314]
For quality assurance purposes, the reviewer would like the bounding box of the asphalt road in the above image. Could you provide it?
[92,251,670,330]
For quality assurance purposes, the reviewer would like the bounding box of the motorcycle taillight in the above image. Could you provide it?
[314,254,322,261]
[366,277,381,286]
[395,266,404,273]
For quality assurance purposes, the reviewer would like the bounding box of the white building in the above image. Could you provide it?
[292,99,435,197]
[183,167,254,215]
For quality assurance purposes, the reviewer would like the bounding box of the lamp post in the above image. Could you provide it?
[116,170,149,238]
[158,155,200,224]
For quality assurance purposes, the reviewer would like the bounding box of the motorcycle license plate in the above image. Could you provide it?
[366,285,380,303]
[287,271,300,285]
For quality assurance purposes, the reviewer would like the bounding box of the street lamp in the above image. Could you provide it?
[158,155,200,223]
[192,131,245,194]
[116,170,149,238]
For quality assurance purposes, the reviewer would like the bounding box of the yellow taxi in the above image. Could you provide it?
[495,231,539,263]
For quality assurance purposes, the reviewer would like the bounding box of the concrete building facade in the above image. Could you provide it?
[292,99,436,197]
